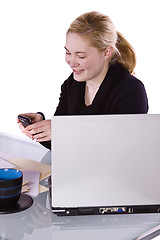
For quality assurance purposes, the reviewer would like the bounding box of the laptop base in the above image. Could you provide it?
[52,205,160,216]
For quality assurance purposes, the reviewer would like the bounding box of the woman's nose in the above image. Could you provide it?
[67,56,79,68]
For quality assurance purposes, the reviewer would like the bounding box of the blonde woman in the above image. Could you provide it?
[18,11,148,149]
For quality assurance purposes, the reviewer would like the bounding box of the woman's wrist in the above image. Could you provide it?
[36,112,45,121]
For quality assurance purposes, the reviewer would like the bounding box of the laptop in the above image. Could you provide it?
[50,114,160,216]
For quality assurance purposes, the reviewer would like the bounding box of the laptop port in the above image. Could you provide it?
[128,208,133,213]
[99,207,127,214]
[78,208,94,215]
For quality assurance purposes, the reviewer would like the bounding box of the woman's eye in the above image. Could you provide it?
[78,56,85,59]
[66,52,71,55]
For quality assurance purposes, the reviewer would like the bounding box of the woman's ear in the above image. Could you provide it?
[104,46,114,60]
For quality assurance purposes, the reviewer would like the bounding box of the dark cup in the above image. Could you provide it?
[0,168,23,209]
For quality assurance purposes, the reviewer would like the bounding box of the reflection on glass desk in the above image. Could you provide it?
[1,190,160,240]
[1,132,160,240]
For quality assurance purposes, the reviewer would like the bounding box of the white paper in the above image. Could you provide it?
[22,170,40,196]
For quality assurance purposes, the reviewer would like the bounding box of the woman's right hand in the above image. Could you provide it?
[17,113,43,139]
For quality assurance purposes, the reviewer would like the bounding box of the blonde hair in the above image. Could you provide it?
[67,11,136,74]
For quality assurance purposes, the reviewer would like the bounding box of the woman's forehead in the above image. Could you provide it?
[65,32,95,52]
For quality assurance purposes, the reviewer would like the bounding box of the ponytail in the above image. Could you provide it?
[113,32,136,74]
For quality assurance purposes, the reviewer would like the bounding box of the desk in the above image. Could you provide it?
[0,133,160,240]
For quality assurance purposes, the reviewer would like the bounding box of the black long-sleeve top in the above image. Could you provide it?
[41,62,148,149]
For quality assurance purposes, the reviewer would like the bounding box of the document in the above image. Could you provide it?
[22,170,40,196]
[0,152,51,194]
[8,156,51,194]
[8,157,51,181]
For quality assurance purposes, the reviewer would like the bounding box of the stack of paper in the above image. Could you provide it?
[22,170,40,196]
[7,157,51,194]
[0,152,51,196]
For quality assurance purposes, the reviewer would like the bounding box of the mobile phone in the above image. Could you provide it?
[18,115,32,127]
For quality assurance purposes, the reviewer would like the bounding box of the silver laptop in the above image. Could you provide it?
[51,114,160,216]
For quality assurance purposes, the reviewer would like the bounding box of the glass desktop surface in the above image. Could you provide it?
[0,133,160,240]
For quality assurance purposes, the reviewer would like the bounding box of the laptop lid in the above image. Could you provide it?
[51,114,160,216]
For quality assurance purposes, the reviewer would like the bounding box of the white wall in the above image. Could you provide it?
[0,0,160,137]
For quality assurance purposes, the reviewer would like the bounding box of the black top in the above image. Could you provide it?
[41,62,149,149]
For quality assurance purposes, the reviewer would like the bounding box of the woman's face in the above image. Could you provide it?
[65,33,109,84]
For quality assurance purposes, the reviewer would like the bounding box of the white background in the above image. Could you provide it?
[0,0,160,137]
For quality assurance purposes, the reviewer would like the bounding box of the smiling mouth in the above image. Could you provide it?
[73,69,84,74]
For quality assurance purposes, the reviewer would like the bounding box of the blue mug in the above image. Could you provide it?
[0,168,23,209]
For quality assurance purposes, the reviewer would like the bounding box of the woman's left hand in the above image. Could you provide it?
[25,120,51,142]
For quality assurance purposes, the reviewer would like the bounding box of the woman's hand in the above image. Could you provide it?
[25,120,51,142]
[17,113,51,142]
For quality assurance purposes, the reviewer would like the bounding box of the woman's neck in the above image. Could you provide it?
[85,84,100,106]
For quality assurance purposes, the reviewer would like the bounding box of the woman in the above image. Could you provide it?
[17,11,148,150]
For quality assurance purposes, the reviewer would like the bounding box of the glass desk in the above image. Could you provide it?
[0,132,160,240]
